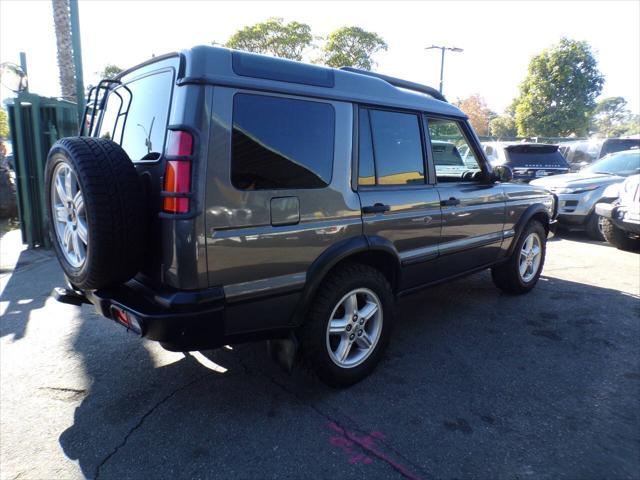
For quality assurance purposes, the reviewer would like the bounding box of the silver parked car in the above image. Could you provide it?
[531,149,640,239]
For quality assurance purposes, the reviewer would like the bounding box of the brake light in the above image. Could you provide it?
[163,130,193,213]
[166,130,193,156]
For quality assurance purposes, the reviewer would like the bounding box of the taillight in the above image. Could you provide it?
[163,130,193,214]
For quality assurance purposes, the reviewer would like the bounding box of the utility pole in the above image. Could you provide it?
[425,45,463,95]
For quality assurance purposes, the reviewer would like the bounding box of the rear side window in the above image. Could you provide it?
[231,94,335,190]
[359,108,424,186]
[98,70,173,161]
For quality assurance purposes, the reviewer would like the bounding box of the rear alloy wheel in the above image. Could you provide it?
[326,288,383,369]
[301,264,394,388]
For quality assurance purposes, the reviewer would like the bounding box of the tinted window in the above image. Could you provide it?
[358,110,375,185]
[427,118,481,182]
[368,109,424,185]
[99,70,173,161]
[232,94,334,190]
[504,145,569,168]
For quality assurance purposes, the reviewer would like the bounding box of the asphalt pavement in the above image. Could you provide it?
[1,228,639,480]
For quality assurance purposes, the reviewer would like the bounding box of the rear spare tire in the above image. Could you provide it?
[45,137,145,290]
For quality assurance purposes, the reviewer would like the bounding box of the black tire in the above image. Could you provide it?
[491,220,546,294]
[45,137,145,290]
[600,218,639,251]
[300,264,395,388]
[586,213,605,241]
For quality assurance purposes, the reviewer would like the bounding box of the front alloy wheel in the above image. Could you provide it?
[518,232,542,283]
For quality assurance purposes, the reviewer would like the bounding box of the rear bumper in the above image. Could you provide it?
[54,279,227,351]
[53,277,299,351]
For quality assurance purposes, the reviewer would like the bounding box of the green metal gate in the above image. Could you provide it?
[5,92,78,248]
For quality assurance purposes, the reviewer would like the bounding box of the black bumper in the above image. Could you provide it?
[54,279,226,351]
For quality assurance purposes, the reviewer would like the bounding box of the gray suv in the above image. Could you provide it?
[47,46,556,387]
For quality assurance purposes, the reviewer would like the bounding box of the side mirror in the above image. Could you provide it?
[492,165,513,183]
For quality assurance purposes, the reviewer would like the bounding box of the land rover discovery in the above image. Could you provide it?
[47,46,556,387]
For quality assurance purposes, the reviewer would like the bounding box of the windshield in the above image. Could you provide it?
[583,150,640,176]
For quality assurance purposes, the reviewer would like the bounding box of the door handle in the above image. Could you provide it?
[440,197,461,207]
[362,203,390,214]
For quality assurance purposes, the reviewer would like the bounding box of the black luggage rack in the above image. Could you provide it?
[340,67,447,103]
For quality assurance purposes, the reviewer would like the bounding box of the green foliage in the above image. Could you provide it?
[591,96,632,137]
[225,18,312,60]
[489,115,517,138]
[320,26,387,70]
[512,38,604,137]
[99,64,123,79]
[621,114,640,136]
[0,109,9,141]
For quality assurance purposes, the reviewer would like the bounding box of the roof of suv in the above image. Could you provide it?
[118,45,465,118]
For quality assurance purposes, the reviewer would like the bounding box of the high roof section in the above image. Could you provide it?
[176,45,465,118]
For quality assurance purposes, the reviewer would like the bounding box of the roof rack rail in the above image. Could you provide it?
[339,66,447,103]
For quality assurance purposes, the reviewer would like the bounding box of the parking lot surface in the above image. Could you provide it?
[1,230,639,480]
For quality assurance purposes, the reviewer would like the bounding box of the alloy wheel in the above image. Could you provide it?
[50,161,88,268]
[325,288,383,368]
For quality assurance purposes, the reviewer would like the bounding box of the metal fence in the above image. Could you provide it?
[5,92,78,248]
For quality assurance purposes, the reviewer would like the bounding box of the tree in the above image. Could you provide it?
[320,26,387,70]
[591,96,631,137]
[489,115,517,138]
[98,64,123,79]
[225,18,312,60]
[51,0,76,101]
[512,38,604,137]
[0,109,9,141]
[455,94,494,136]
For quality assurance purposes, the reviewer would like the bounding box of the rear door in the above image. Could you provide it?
[426,117,506,277]
[357,107,442,290]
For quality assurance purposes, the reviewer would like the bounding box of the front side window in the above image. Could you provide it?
[231,94,335,190]
[98,70,173,161]
[427,118,481,182]
[359,108,425,186]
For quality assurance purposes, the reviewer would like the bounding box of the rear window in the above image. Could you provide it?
[231,94,335,190]
[504,145,569,168]
[99,70,174,161]
[601,139,640,157]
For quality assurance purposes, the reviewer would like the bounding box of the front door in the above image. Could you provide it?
[357,107,442,290]
[426,117,506,278]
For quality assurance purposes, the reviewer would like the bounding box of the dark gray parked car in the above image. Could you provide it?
[47,46,556,386]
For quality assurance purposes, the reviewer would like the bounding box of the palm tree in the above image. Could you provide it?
[51,0,76,101]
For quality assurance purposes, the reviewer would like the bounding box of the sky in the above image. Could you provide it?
[1,0,639,114]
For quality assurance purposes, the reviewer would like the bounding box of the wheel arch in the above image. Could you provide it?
[291,235,401,327]
[507,204,550,257]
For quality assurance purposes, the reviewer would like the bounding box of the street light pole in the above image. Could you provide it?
[425,45,463,95]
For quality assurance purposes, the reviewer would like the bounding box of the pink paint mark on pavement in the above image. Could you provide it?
[327,422,423,480]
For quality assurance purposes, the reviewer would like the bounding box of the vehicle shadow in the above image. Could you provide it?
[58,270,640,479]
[0,247,57,342]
